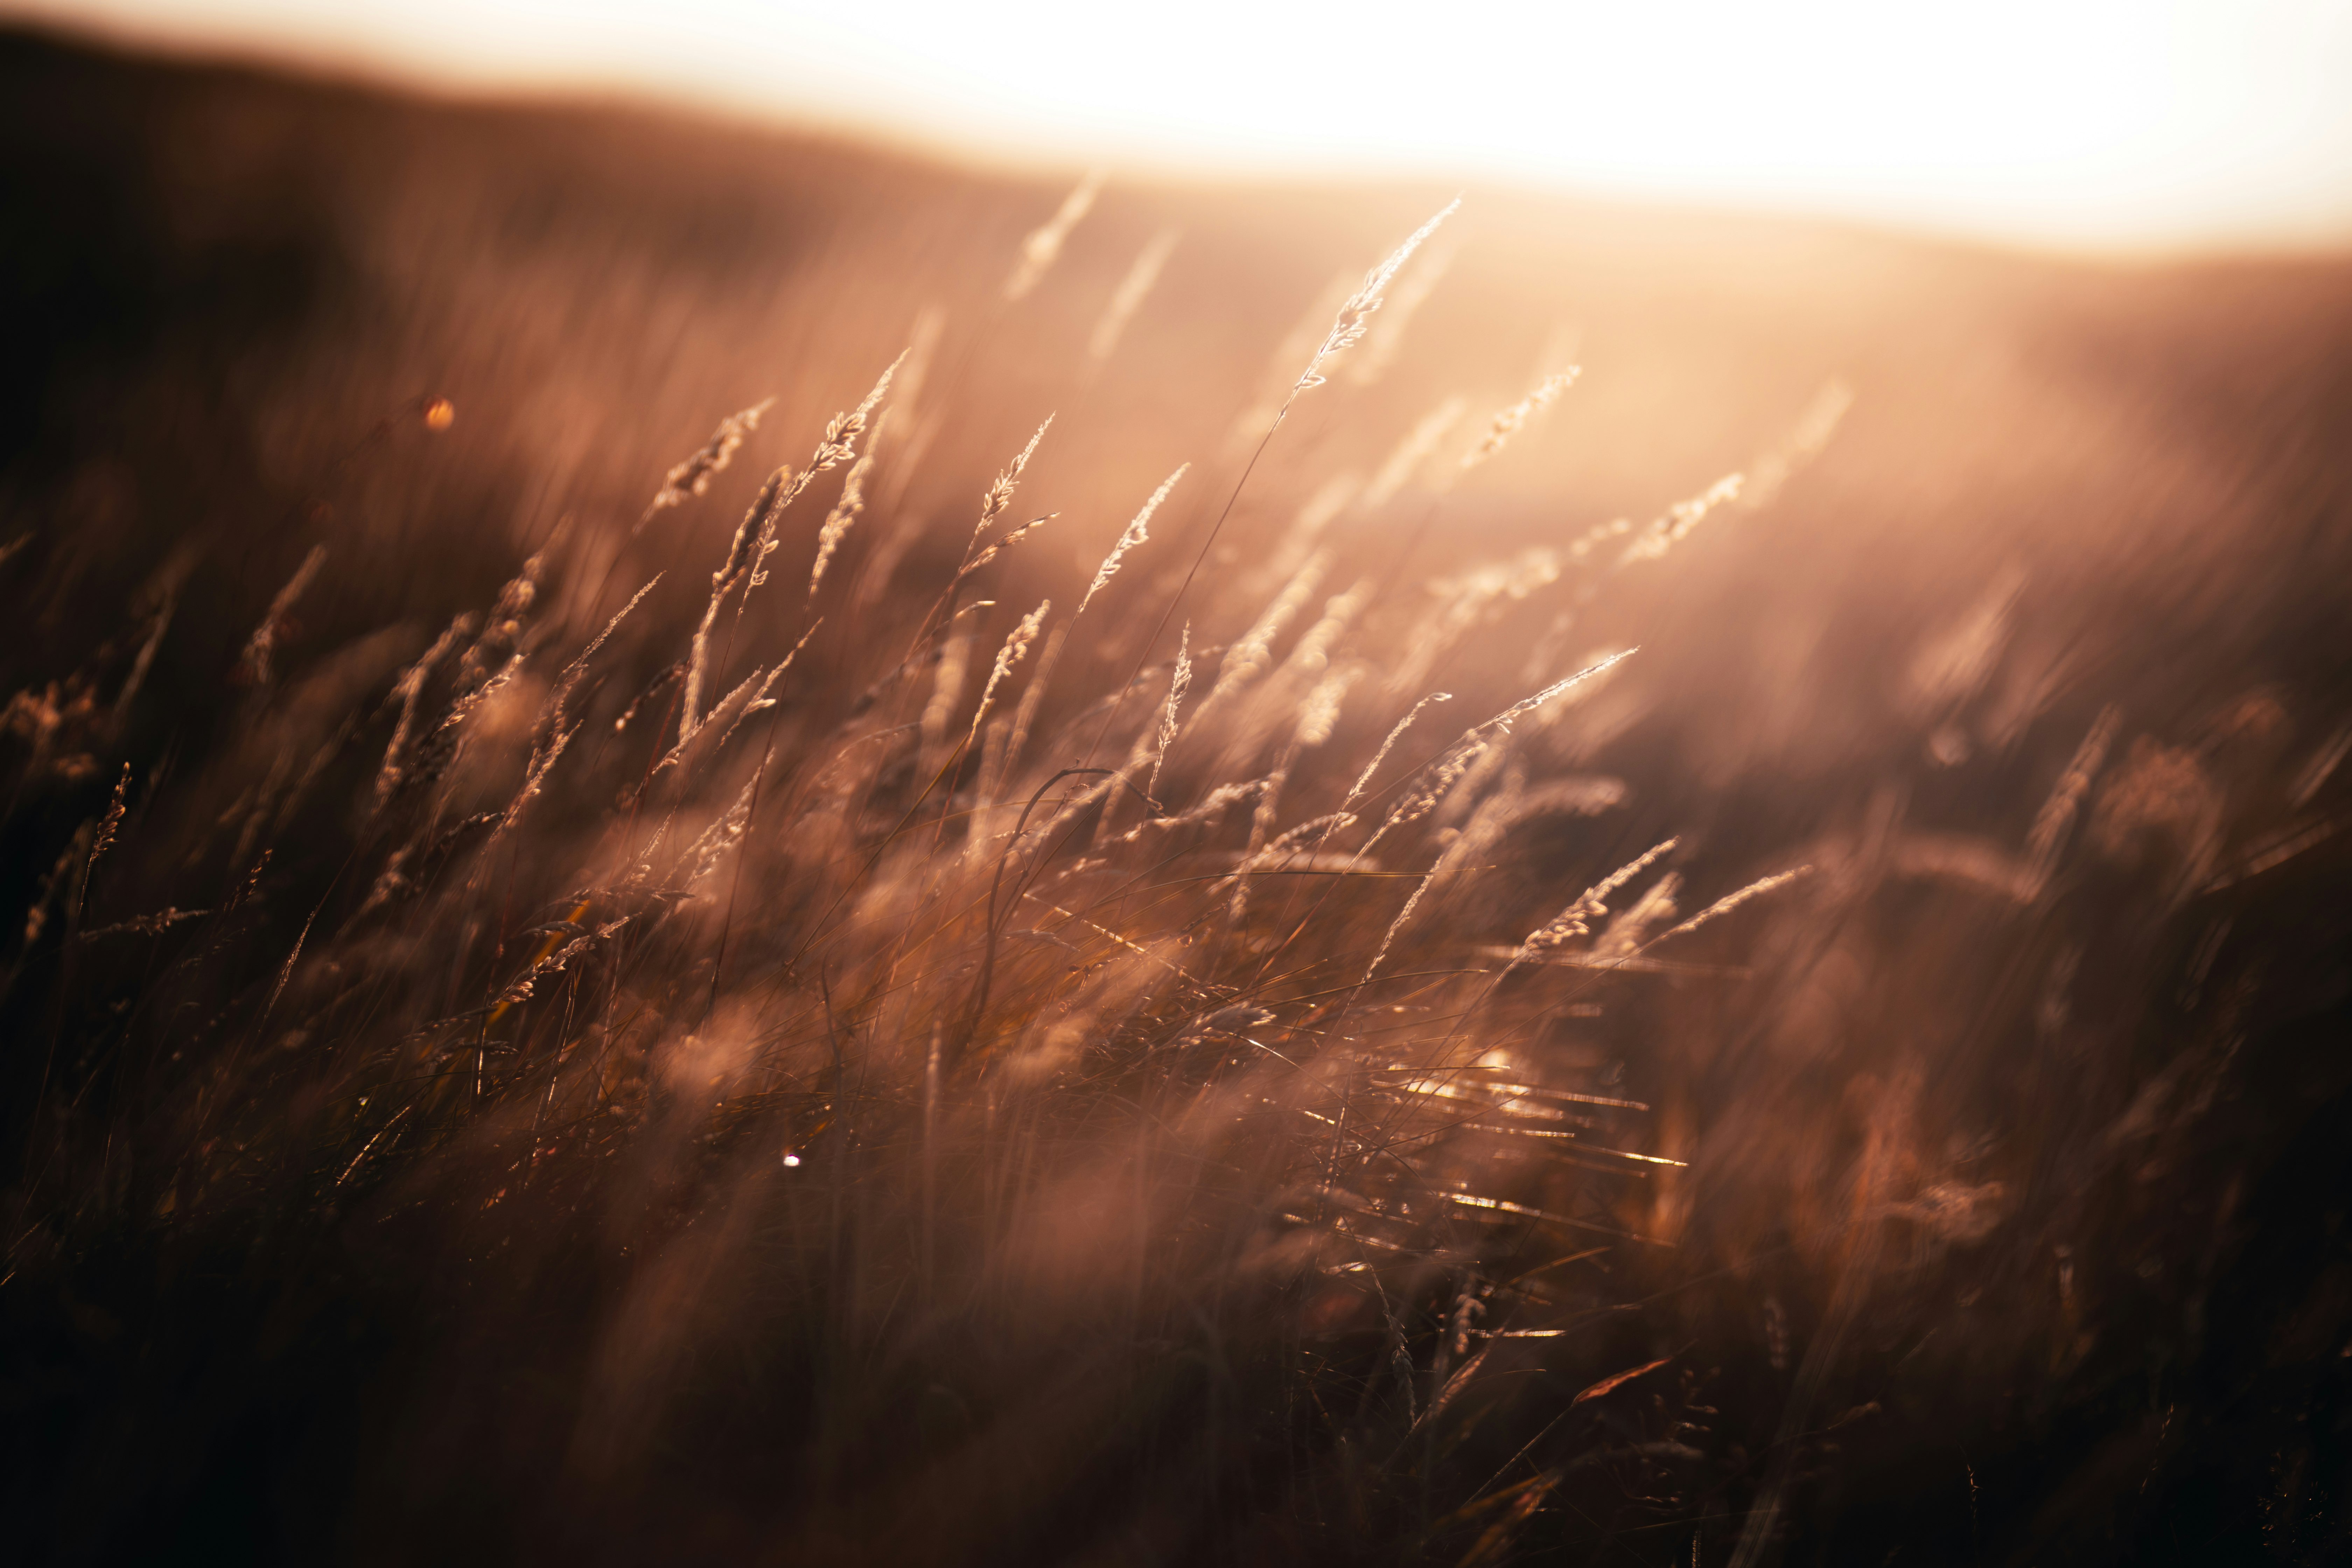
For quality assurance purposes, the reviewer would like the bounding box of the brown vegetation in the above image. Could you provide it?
[5,28,2352,1567]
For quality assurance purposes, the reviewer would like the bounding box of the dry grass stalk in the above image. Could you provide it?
[682,355,901,740]
[1344,692,1453,814]
[965,418,1055,560]
[1148,623,1192,804]
[1346,240,1453,386]
[1363,851,1448,982]
[1294,664,1362,750]
[745,351,906,599]
[636,398,772,534]
[1591,870,1681,959]
[966,599,1051,754]
[238,543,327,687]
[19,166,2243,1568]
[1293,198,1460,398]
[1483,648,1637,734]
[78,905,208,940]
[75,763,133,919]
[1619,474,1746,566]
[20,833,85,950]
[1090,227,1181,361]
[805,439,877,603]
[1077,464,1188,617]
[1364,739,1490,856]
[110,579,178,731]
[1002,624,1066,782]
[1004,171,1105,302]
[540,574,662,747]
[959,514,1055,582]
[1461,368,1581,471]
[680,471,783,744]
[2290,721,2352,808]
[1512,837,1680,964]
[1654,865,1812,944]
[1228,270,1355,445]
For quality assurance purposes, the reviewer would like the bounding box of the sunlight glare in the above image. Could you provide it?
[29,0,2352,247]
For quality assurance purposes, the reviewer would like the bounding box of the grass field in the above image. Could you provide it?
[5,27,2352,1566]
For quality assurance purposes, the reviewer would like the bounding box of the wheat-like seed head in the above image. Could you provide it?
[1361,653,1636,857]
[1343,692,1452,814]
[1004,171,1105,303]
[1346,240,1453,387]
[1365,738,1490,855]
[638,398,773,531]
[1513,837,1680,962]
[747,350,905,593]
[1482,648,1637,735]
[490,916,633,1010]
[1293,198,1460,397]
[374,615,469,809]
[804,441,876,602]
[967,599,1051,752]
[677,356,905,740]
[1148,623,1192,804]
[433,652,522,740]
[1462,368,1582,471]
[1619,474,1745,566]
[813,350,905,469]
[1363,850,1446,982]
[960,514,1056,580]
[84,763,132,892]
[1592,871,1682,960]
[680,470,783,742]
[1227,270,1354,445]
[973,418,1055,549]
[1656,866,1813,945]
[1078,463,1188,617]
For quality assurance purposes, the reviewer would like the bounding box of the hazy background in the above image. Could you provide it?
[18,0,2352,252]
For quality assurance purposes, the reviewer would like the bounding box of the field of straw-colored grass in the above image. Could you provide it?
[6,30,2352,1567]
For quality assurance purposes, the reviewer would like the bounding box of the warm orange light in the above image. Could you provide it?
[26,0,2352,250]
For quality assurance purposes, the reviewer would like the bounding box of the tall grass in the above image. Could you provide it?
[5,130,2350,1568]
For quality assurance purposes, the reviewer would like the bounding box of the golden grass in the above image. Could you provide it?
[6,97,2350,1562]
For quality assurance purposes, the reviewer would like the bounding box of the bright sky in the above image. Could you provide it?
[26,0,2352,251]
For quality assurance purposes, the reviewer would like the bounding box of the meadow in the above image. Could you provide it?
[5,28,2352,1565]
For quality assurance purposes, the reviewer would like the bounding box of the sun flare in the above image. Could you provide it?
[28,0,2352,247]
